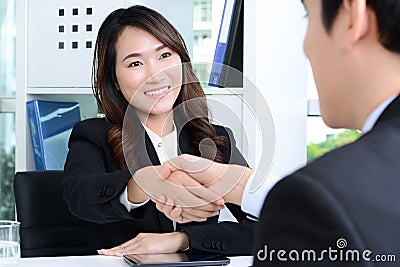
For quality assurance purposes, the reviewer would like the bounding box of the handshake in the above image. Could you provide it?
[130,154,253,223]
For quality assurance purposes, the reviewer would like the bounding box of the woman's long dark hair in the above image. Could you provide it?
[92,5,227,169]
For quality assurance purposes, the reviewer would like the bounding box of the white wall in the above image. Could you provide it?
[243,0,307,189]
[131,0,194,58]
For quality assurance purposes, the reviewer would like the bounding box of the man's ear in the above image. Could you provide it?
[343,0,369,50]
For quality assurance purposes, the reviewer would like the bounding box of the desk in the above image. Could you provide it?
[19,255,254,267]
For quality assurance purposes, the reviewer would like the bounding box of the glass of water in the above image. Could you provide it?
[0,221,20,267]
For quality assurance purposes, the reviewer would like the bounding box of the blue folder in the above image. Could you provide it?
[26,100,81,170]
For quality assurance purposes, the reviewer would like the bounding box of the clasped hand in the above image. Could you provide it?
[145,154,251,223]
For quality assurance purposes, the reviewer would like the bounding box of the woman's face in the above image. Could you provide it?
[115,26,183,121]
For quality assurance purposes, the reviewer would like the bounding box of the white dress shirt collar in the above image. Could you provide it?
[142,123,178,164]
[362,94,399,134]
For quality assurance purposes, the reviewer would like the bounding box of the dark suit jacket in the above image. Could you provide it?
[253,96,400,266]
[63,118,254,255]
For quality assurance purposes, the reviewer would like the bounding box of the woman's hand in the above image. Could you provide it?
[97,232,189,256]
[151,195,220,223]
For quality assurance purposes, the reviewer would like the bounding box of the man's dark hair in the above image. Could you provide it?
[321,0,400,54]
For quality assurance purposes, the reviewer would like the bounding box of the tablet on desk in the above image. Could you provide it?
[123,252,230,267]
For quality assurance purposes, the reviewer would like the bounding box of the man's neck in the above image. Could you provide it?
[350,46,400,130]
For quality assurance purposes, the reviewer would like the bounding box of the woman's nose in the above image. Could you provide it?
[146,63,166,84]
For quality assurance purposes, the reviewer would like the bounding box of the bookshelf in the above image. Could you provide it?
[16,0,307,177]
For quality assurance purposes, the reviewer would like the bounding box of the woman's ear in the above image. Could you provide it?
[343,0,369,50]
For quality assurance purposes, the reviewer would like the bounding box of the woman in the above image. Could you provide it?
[63,5,253,256]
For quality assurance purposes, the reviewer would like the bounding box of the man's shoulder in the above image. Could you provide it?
[259,126,400,253]
[283,125,400,200]
[304,124,399,178]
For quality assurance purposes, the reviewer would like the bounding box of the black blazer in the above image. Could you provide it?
[253,96,400,266]
[63,118,254,255]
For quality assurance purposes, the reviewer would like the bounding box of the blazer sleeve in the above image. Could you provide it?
[63,119,152,224]
[252,173,370,266]
[182,217,255,255]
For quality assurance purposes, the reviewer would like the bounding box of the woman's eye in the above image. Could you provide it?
[129,61,142,68]
[160,52,172,59]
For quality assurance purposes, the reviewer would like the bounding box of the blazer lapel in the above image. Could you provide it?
[177,126,197,155]
[159,126,197,232]
[141,132,174,232]
[138,124,200,232]
[136,131,161,167]
[144,133,161,165]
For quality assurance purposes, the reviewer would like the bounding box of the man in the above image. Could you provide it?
[144,0,400,265]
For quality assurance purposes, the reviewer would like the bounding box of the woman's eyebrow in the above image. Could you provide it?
[155,44,167,51]
[123,44,168,62]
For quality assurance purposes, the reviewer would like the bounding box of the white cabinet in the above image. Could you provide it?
[27,1,124,89]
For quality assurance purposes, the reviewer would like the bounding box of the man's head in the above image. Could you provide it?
[303,0,400,130]
[321,0,400,54]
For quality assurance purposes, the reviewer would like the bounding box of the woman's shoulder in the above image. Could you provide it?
[212,124,233,137]
[71,117,111,139]
[75,117,108,127]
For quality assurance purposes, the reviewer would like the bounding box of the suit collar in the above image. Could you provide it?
[374,94,400,128]
[363,94,398,133]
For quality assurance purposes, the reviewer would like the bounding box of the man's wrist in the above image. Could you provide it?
[224,167,253,205]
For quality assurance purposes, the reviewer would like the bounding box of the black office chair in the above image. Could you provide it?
[14,170,92,257]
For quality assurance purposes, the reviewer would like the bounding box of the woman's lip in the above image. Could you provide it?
[144,86,171,98]
[144,86,170,94]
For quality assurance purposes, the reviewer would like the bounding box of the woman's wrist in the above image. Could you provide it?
[127,174,150,204]
[173,232,190,251]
